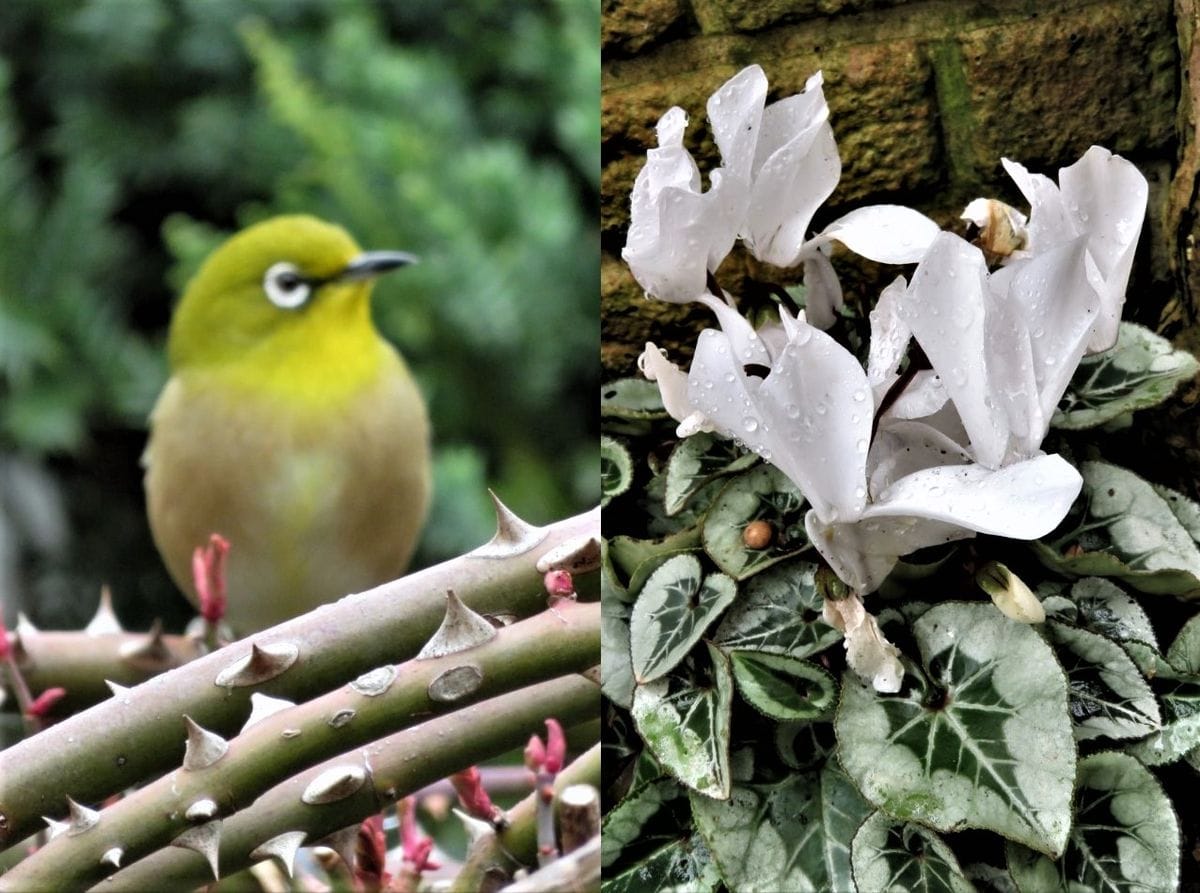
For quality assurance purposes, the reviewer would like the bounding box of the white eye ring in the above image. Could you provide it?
[263,262,312,309]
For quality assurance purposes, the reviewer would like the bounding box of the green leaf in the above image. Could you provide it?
[631,555,738,684]
[711,559,842,660]
[601,834,721,893]
[1124,712,1200,766]
[601,776,686,870]
[632,643,733,798]
[601,435,634,508]
[1044,621,1161,741]
[1034,461,1200,599]
[663,433,758,516]
[1052,322,1199,429]
[609,528,702,587]
[1042,577,1167,678]
[702,463,810,580]
[729,652,837,721]
[602,552,636,709]
[1006,752,1180,892]
[1167,612,1200,675]
[837,603,1075,856]
[690,763,872,893]
[601,377,668,419]
[851,812,975,893]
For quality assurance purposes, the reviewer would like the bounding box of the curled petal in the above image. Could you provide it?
[815,205,941,264]
[639,343,709,433]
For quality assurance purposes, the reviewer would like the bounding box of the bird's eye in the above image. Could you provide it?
[263,262,311,309]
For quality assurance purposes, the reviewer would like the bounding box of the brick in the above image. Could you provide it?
[710,0,915,33]
[960,1,1176,174]
[602,0,691,57]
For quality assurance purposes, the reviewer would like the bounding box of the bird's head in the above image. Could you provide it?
[167,215,415,372]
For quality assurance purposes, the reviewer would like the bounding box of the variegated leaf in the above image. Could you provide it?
[601,435,634,507]
[691,764,871,893]
[702,463,810,580]
[664,432,758,516]
[1044,621,1161,741]
[728,651,837,721]
[632,643,733,798]
[851,812,975,893]
[1035,462,1200,599]
[631,554,737,684]
[837,603,1075,856]
[1006,752,1180,892]
[601,834,721,893]
[1052,322,1199,429]
[711,560,841,659]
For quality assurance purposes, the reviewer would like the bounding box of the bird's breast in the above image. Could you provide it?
[144,356,430,633]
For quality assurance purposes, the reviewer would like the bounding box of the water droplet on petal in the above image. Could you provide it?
[742,416,759,433]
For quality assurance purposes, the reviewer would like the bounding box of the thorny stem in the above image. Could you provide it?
[100,674,599,891]
[0,505,599,849]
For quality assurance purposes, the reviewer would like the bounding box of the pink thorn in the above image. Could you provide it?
[0,616,9,660]
[26,687,67,719]
[192,534,230,623]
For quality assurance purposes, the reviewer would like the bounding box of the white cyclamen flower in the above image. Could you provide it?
[622,65,939,320]
[682,301,1082,597]
[983,146,1147,353]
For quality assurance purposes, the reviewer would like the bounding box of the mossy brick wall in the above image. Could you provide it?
[601,0,1188,376]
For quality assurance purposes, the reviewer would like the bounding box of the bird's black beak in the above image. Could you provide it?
[336,250,418,282]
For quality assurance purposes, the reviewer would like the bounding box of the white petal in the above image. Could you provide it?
[900,233,1006,467]
[863,453,1082,540]
[868,419,971,497]
[744,120,840,267]
[1002,237,1098,425]
[866,275,910,401]
[800,249,843,330]
[1059,147,1147,352]
[818,205,941,264]
[1001,156,1078,252]
[757,324,872,521]
[707,66,767,185]
[638,343,702,428]
[807,507,972,595]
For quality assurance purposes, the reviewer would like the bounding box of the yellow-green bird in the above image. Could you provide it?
[143,215,431,634]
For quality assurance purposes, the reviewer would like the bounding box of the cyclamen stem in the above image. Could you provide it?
[871,343,932,443]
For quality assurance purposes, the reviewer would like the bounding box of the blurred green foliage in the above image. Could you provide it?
[0,0,599,627]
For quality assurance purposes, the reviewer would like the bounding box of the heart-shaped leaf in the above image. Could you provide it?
[1035,462,1200,599]
[601,377,668,419]
[602,554,636,709]
[632,643,734,798]
[1052,322,1199,429]
[691,763,871,893]
[601,776,686,870]
[1006,752,1180,892]
[837,602,1075,856]
[851,812,974,893]
[601,834,721,893]
[1044,621,1161,741]
[711,559,841,659]
[664,432,758,516]
[631,554,737,684]
[702,464,810,580]
[729,651,837,721]
[601,435,634,507]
